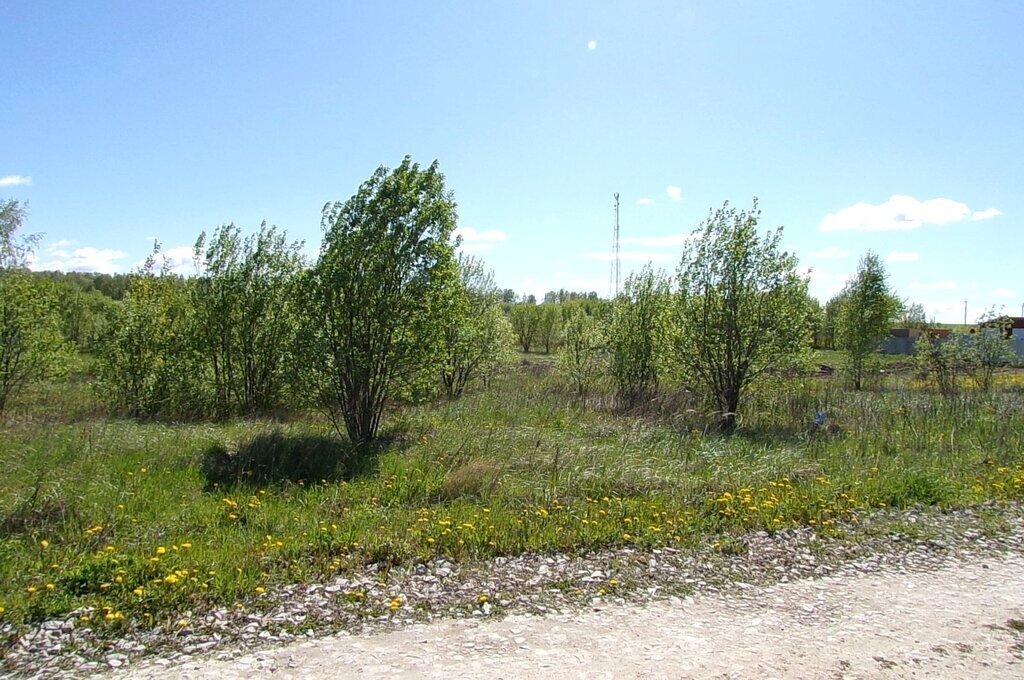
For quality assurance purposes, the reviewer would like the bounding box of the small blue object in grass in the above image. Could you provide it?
[813,411,827,427]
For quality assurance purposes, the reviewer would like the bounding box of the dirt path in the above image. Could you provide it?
[127,555,1024,679]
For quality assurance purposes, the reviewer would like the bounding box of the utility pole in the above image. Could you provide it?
[964,299,968,326]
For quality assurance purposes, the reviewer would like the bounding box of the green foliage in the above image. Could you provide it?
[915,332,969,398]
[608,266,672,408]
[53,285,119,351]
[544,289,600,304]
[97,251,196,419]
[439,256,517,398]
[191,222,305,416]
[915,325,1015,396]
[674,199,810,433]
[969,324,1016,392]
[806,296,824,349]
[0,199,39,270]
[536,303,563,354]
[28,270,130,301]
[299,157,459,445]
[818,293,844,351]
[0,202,72,413]
[556,306,607,400]
[900,301,929,329]
[509,303,541,352]
[0,272,73,413]
[835,252,901,390]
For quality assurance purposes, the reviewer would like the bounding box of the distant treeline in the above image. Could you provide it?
[28,270,132,300]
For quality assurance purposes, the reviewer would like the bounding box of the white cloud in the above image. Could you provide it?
[666,185,682,203]
[0,175,32,187]
[819,195,991,232]
[585,251,675,263]
[452,227,506,254]
[453,227,506,243]
[910,280,958,291]
[459,243,497,254]
[802,266,849,299]
[30,245,128,275]
[809,246,849,259]
[801,266,849,284]
[993,287,1017,298]
[619,233,693,248]
[161,246,198,276]
[922,300,967,323]
[587,40,597,50]
[971,208,1003,221]
[885,251,920,262]
[635,197,653,206]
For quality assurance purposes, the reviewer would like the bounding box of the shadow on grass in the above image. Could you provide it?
[200,429,402,489]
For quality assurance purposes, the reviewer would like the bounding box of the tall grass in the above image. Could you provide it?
[0,359,1021,637]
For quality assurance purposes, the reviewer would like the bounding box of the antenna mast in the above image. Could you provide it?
[612,192,621,298]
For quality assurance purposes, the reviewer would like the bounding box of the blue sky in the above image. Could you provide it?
[2,1,1021,322]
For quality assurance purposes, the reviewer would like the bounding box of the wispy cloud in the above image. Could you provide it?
[923,300,968,321]
[809,246,849,259]
[801,266,849,298]
[587,39,597,50]
[819,195,999,232]
[972,208,1003,221]
[635,197,653,206]
[453,226,507,254]
[993,287,1017,298]
[666,185,682,203]
[619,233,693,248]
[585,251,675,263]
[885,251,920,262]
[0,175,32,187]
[910,280,958,291]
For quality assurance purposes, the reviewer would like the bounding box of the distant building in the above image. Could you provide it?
[978,316,1024,339]
[884,327,949,354]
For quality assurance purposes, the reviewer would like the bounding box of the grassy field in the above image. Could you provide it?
[1,355,1023,639]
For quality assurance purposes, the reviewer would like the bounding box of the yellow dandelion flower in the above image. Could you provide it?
[156,546,166,555]
[39,539,49,549]
[255,586,265,594]
[133,587,144,596]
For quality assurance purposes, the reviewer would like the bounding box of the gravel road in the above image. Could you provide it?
[126,554,1024,680]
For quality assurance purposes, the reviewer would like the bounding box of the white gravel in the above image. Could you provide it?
[125,554,1024,679]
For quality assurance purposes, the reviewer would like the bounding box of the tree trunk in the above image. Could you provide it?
[718,388,740,434]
